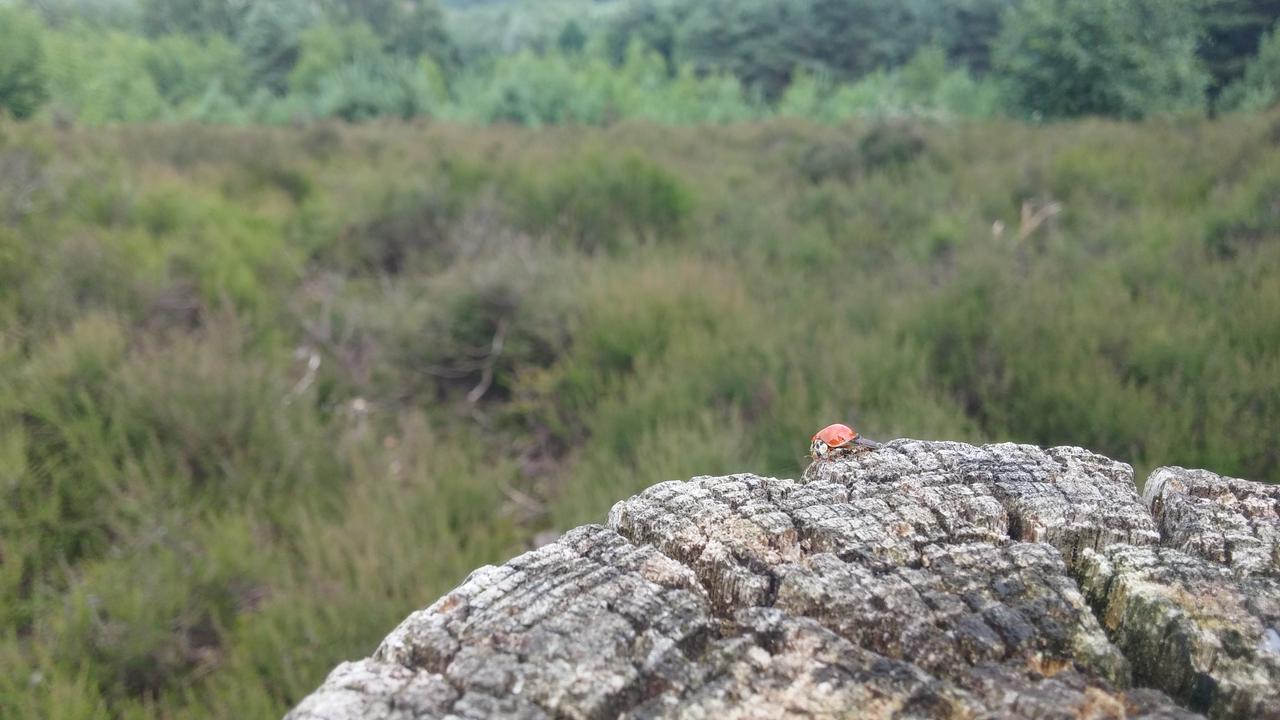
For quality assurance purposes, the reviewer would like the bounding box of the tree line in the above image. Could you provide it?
[1,0,1279,125]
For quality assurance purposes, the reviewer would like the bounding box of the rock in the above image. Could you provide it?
[1077,545,1280,719]
[286,440,1280,719]
[1143,466,1280,575]
[800,441,1159,568]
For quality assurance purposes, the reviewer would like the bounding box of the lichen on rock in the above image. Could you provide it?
[286,440,1280,719]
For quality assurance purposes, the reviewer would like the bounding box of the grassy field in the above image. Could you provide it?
[2,113,1279,718]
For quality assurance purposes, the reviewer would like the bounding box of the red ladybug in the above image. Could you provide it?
[810,423,880,460]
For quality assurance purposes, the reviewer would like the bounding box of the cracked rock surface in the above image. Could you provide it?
[286,441,1280,719]
[1143,466,1280,575]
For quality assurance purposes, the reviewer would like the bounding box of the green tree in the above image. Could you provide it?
[677,0,953,99]
[139,0,243,38]
[238,0,317,95]
[387,0,454,64]
[42,30,167,122]
[604,0,685,70]
[289,22,383,95]
[320,0,455,67]
[994,0,1210,119]
[0,7,47,119]
[312,55,441,121]
[27,0,140,30]
[142,33,248,108]
[678,0,809,100]
[931,0,1021,74]
[1199,0,1280,98]
[798,0,931,78]
[1218,22,1280,110]
[557,20,588,56]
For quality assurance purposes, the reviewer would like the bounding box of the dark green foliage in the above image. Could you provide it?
[674,0,1010,98]
[0,7,48,119]
[1218,22,1280,110]
[323,0,455,67]
[798,0,931,78]
[518,151,694,252]
[1199,0,1280,98]
[994,0,1211,118]
[140,0,243,38]
[796,121,930,182]
[238,0,317,95]
[677,0,809,100]
[12,0,1280,124]
[311,56,439,122]
[856,121,929,172]
[934,0,1017,74]
[557,19,588,55]
[288,23,383,95]
[27,0,140,30]
[604,0,684,69]
[797,138,865,183]
[142,33,249,107]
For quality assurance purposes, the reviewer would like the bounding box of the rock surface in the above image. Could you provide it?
[286,441,1280,720]
[1143,466,1280,575]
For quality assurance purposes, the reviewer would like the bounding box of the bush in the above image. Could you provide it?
[795,121,931,182]
[517,151,694,252]
[0,7,48,119]
[305,174,464,274]
[857,121,930,172]
[1,316,129,624]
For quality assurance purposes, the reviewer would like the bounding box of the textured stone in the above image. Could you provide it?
[802,440,1159,568]
[1076,543,1280,719]
[285,660,463,720]
[287,441,1280,720]
[1143,466,1280,575]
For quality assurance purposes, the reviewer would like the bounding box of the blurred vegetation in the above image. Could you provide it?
[2,0,1280,718]
[0,110,1279,717]
[2,0,1280,124]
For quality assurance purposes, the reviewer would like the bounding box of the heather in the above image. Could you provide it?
[2,113,1279,717]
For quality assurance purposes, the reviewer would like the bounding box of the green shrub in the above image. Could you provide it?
[857,121,929,172]
[0,7,48,120]
[305,175,462,274]
[1203,160,1280,258]
[1,316,129,616]
[518,151,694,252]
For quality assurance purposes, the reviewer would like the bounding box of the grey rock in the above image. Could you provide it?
[801,441,1159,568]
[1077,545,1280,719]
[287,440,1280,719]
[1143,466,1280,575]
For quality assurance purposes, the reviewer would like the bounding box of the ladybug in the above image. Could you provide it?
[810,423,880,460]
